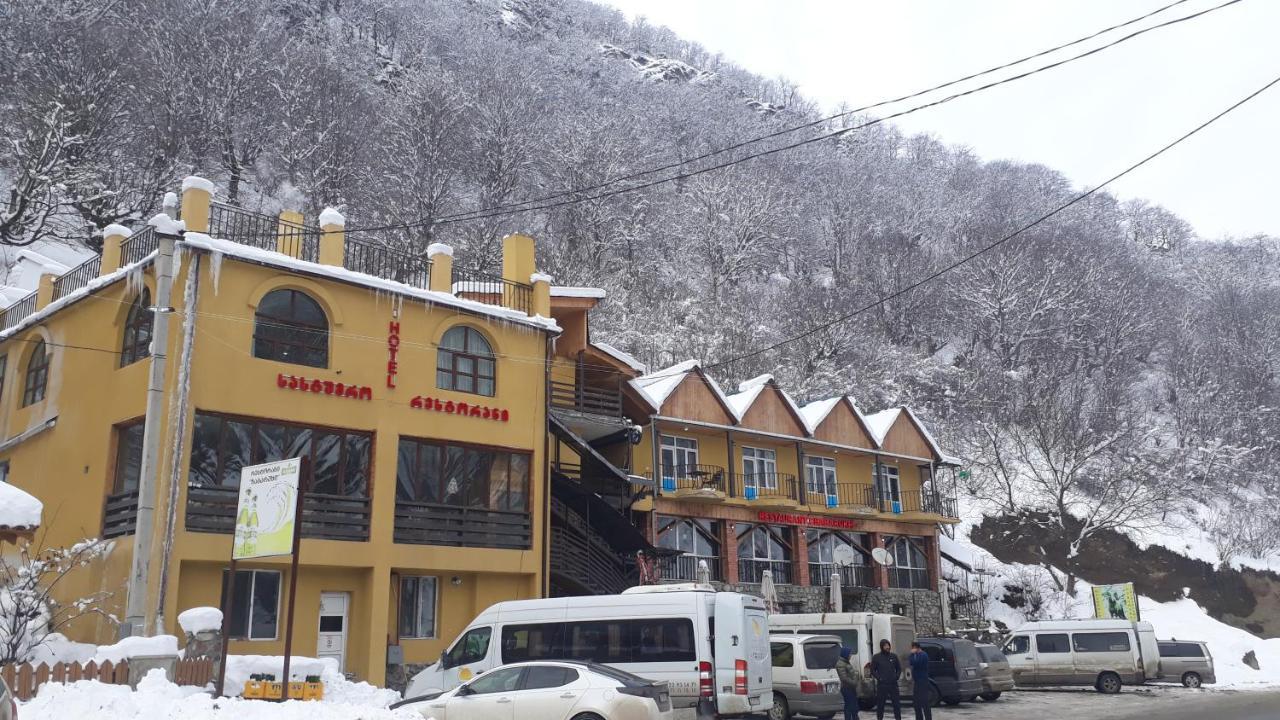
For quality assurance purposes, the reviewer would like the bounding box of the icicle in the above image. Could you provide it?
[208,250,223,295]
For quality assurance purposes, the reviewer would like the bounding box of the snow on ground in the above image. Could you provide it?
[223,655,400,706]
[18,669,419,720]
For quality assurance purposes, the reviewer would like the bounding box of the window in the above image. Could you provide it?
[120,290,153,367]
[0,354,7,404]
[1036,634,1071,654]
[1004,636,1030,655]
[737,523,792,583]
[189,412,371,496]
[1073,632,1131,653]
[657,516,720,579]
[221,569,281,640]
[799,628,858,649]
[396,437,530,512]
[502,624,566,663]
[22,339,48,406]
[1179,643,1206,658]
[884,536,930,589]
[742,446,778,491]
[399,576,437,639]
[500,619,696,664]
[436,326,495,396]
[922,645,945,662]
[253,289,328,368]
[659,435,699,477]
[113,420,145,494]
[443,626,492,668]
[523,666,577,690]
[0,460,8,484]
[805,456,837,497]
[874,464,901,505]
[466,666,522,694]
[804,641,841,670]
[771,642,795,667]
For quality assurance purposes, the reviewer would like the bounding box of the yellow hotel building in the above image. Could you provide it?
[0,178,561,686]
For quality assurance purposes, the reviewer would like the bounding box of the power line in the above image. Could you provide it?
[345,0,1243,234]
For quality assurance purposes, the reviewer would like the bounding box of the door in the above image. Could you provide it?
[515,665,586,720]
[1002,635,1035,685]
[317,592,349,673]
[1032,633,1074,684]
[447,666,522,720]
[442,626,495,689]
[714,593,772,713]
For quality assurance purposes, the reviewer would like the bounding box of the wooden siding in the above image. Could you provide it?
[662,374,736,425]
[879,412,936,460]
[739,385,808,436]
[813,399,875,448]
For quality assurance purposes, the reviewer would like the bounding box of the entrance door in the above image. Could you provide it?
[318,591,350,673]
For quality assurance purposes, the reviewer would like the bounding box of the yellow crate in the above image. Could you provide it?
[287,681,306,699]
[243,680,265,699]
[263,682,283,700]
[303,681,325,701]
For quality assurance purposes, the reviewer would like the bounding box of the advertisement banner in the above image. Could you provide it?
[233,458,301,560]
[1092,582,1140,621]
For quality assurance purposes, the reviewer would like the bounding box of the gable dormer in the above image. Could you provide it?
[810,397,875,448]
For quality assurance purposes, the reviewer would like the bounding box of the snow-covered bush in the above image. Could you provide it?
[0,538,114,664]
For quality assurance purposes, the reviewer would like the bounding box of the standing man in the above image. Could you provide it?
[868,639,902,720]
[908,642,932,720]
[836,647,861,720]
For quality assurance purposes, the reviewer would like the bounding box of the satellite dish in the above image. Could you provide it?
[832,544,860,568]
[871,547,894,566]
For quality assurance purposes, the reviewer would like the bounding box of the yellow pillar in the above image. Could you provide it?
[501,233,536,301]
[276,210,305,258]
[428,243,454,293]
[101,224,132,275]
[36,272,56,310]
[180,176,214,234]
[530,272,552,317]
[364,566,391,687]
[318,207,345,267]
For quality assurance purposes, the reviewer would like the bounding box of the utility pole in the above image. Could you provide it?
[123,223,178,636]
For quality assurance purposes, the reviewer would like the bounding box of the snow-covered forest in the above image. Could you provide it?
[3,0,1278,592]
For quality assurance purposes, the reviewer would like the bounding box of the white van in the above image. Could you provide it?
[1001,619,1160,693]
[405,584,773,718]
[768,613,915,704]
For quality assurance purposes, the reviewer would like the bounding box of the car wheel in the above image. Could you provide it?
[768,692,790,720]
[979,692,1002,702]
[572,713,605,720]
[1182,672,1202,689]
[1096,672,1122,694]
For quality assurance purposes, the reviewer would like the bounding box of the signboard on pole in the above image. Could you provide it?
[1092,582,1140,621]
[233,458,301,560]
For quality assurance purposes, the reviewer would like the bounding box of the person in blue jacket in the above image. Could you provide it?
[908,642,932,720]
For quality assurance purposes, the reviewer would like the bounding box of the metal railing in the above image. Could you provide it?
[451,266,533,314]
[738,558,792,584]
[811,483,877,510]
[548,379,623,418]
[0,292,38,331]
[888,567,931,590]
[120,226,159,266]
[660,553,721,582]
[52,255,102,301]
[209,202,320,262]
[738,472,798,502]
[654,464,726,493]
[810,562,875,588]
[343,236,430,289]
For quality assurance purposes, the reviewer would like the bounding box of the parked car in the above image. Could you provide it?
[768,634,843,720]
[1158,640,1216,688]
[769,612,915,709]
[406,584,772,717]
[1002,619,1160,693]
[914,637,983,706]
[974,643,1015,701]
[1,673,14,720]
[394,661,672,720]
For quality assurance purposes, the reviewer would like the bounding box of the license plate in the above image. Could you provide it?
[749,696,761,706]
[659,693,669,704]
[827,682,839,693]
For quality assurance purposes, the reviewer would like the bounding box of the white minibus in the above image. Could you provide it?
[1001,619,1160,693]
[405,584,772,718]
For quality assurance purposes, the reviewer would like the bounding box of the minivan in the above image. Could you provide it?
[974,643,1015,701]
[405,584,772,717]
[1002,620,1160,693]
[768,635,843,720]
[914,637,983,706]
[1157,640,1215,688]
[768,612,914,708]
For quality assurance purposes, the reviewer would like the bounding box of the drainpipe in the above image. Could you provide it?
[123,229,178,636]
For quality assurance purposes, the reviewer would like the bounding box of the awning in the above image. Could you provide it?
[549,413,649,487]
[551,476,652,554]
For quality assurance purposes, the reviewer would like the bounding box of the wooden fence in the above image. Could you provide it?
[0,658,214,701]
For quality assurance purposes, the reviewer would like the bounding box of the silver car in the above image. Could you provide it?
[768,635,844,720]
[1158,640,1215,688]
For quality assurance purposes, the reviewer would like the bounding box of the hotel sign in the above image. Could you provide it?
[758,511,855,530]
[277,373,373,401]
[411,395,510,422]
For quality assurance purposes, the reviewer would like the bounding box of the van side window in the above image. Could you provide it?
[1036,634,1070,654]
[503,623,565,662]
[1158,642,1177,657]
[444,626,492,668]
[923,645,944,662]
[1073,632,1131,653]
[1004,636,1030,655]
[635,618,696,662]
[1180,643,1205,658]
[771,642,795,667]
[801,628,858,648]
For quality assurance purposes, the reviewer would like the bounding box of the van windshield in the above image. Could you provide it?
[804,642,841,669]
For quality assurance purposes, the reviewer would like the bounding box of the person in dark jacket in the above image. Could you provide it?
[835,646,861,720]
[908,642,932,720]
[868,639,902,720]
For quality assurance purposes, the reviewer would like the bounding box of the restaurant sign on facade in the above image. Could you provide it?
[758,511,856,529]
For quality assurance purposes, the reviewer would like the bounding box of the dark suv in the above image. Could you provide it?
[914,637,984,706]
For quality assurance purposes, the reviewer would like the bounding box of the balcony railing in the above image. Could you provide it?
[52,255,102,301]
[452,267,532,315]
[393,500,531,549]
[209,202,320,262]
[738,472,798,502]
[102,491,139,539]
[655,464,726,494]
[888,567,931,590]
[738,558,792,584]
[185,485,370,541]
[659,553,721,582]
[809,562,875,588]
[811,483,877,511]
[0,291,37,331]
[343,236,430,290]
[548,379,623,419]
[120,226,158,265]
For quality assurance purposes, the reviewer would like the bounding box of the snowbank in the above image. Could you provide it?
[178,607,223,635]
[224,655,400,707]
[18,669,419,720]
[92,634,180,663]
[26,633,96,666]
[0,481,42,528]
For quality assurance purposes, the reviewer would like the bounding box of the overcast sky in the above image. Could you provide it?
[600,0,1279,239]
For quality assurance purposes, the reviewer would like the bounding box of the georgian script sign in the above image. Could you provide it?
[757,511,855,529]
[277,373,373,401]
[410,395,510,422]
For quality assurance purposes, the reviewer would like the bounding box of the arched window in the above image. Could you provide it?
[885,536,930,589]
[120,289,153,367]
[22,339,49,406]
[657,515,721,581]
[253,289,328,368]
[736,523,792,584]
[436,326,494,396]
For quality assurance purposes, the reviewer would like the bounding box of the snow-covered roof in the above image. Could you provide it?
[0,482,42,529]
[0,286,32,307]
[631,359,737,419]
[0,252,156,343]
[183,234,560,333]
[863,408,900,445]
[722,373,807,429]
[550,286,606,299]
[799,396,843,432]
[593,341,646,373]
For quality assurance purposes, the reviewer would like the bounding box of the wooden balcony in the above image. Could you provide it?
[393,500,531,549]
[102,491,139,539]
[548,379,623,420]
[185,485,371,541]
